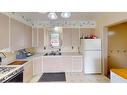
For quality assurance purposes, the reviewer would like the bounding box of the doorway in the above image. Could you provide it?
[107,22,127,77]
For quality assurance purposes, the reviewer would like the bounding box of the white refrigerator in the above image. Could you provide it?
[81,39,101,74]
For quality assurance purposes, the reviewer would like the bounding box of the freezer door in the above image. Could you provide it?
[84,51,101,74]
[82,39,101,50]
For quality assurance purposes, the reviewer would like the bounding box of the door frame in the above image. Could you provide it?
[102,26,108,76]
[102,20,127,76]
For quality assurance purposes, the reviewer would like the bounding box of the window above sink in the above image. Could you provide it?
[50,32,60,47]
[46,27,62,49]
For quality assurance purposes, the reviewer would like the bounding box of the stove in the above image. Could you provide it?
[0,67,16,74]
[0,66,24,83]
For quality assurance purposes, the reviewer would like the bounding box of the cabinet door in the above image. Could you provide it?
[24,25,32,48]
[62,28,72,48]
[62,28,80,50]
[0,14,9,49]
[72,56,83,72]
[10,18,25,50]
[23,61,33,82]
[33,56,43,75]
[62,56,72,72]
[43,57,62,72]
[32,28,37,47]
[71,28,80,47]
[38,28,44,48]
[43,57,56,72]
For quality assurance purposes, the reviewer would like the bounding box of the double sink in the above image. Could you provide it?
[44,52,61,56]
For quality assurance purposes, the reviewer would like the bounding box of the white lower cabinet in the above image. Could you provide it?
[43,56,83,72]
[33,56,43,75]
[62,56,72,72]
[23,56,43,82]
[23,61,33,82]
[43,56,62,72]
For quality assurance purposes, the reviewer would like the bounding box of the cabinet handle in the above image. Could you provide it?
[44,46,46,50]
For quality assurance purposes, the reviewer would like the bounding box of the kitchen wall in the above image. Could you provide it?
[96,12,127,38]
[95,12,127,75]
[108,22,127,69]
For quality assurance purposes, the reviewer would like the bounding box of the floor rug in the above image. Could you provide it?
[38,72,66,82]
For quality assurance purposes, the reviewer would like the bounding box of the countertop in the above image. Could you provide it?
[16,52,82,60]
[16,52,45,61]
[43,52,82,57]
[0,52,82,82]
[111,68,127,80]
[59,52,82,56]
[0,52,82,65]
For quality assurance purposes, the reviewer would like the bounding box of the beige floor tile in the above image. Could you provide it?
[29,74,43,83]
[29,72,110,83]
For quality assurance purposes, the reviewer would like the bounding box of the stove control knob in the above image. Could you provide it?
[13,72,16,75]
[4,76,8,80]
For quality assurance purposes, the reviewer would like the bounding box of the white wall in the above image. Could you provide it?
[96,13,127,37]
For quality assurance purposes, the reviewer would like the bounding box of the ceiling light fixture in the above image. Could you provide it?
[48,12,57,20]
[47,12,71,20]
[61,12,71,18]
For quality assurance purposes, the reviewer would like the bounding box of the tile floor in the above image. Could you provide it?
[29,72,110,83]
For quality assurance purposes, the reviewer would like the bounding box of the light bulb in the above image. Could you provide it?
[48,12,57,20]
[61,12,71,18]
[54,27,58,31]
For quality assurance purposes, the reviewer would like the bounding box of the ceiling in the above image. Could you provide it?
[16,12,103,23]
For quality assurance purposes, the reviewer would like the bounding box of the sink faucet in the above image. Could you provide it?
[0,57,1,65]
[0,52,6,65]
[0,52,6,58]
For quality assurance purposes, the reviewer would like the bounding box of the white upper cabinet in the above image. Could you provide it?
[10,18,32,50]
[62,28,72,48]
[71,28,80,48]
[38,28,44,48]
[62,28,80,49]
[32,28,37,47]
[24,25,32,48]
[0,14,9,50]
[10,18,25,50]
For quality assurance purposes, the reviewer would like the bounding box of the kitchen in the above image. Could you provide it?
[0,12,127,83]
